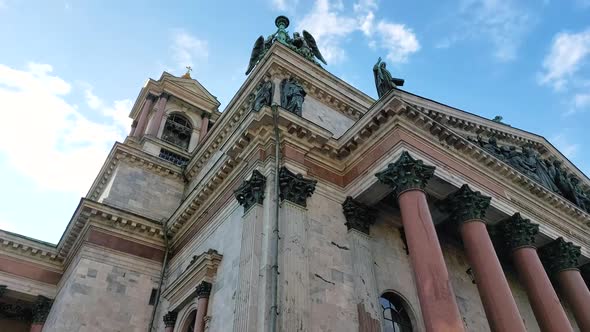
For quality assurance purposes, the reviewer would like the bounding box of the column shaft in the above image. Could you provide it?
[194,297,209,332]
[199,116,209,142]
[164,327,174,332]
[512,247,573,332]
[133,95,155,138]
[555,269,590,331]
[146,94,169,136]
[398,190,464,332]
[460,221,525,332]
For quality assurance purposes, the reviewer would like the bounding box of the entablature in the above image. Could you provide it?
[57,199,164,263]
[0,230,61,268]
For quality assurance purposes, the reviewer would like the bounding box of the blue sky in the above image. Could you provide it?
[1,0,589,243]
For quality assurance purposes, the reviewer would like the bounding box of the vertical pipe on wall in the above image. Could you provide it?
[148,221,170,331]
[269,104,281,332]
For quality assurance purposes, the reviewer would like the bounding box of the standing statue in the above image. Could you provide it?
[373,57,404,98]
[552,160,578,204]
[280,77,306,116]
[245,16,327,75]
[252,77,274,112]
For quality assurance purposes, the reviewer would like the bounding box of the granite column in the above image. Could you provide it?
[133,93,156,138]
[540,237,590,331]
[440,185,525,332]
[376,151,464,332]
[194,281,212,332]
[495,214,573,332]
[146,92,169,137]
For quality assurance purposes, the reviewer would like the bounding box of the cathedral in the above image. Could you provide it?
[1,16,590,332]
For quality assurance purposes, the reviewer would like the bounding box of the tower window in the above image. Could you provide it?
[162,113,192,150]
[380,292,413,332]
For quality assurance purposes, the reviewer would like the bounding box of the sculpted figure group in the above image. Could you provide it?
[474,136,590,212]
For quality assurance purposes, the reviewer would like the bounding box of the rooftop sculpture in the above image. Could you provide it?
[245,16,326,75]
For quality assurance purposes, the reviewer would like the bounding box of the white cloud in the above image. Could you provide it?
[551,133,580,158]
[375,22,420,63]
[441,0,533,62]
[539,29,590,91]
[296,0,420,64]
[0,63,131,194]
[171,30,208,71]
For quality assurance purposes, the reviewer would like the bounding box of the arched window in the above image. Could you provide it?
[380,292,413,332]
[162,113,192,150]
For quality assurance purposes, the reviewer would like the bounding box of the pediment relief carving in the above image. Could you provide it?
[162,249,222,310]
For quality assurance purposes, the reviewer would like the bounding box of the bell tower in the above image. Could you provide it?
[126,69,221,166]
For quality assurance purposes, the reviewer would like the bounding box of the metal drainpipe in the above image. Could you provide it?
[148,221,170,331]
[270,104,281,332]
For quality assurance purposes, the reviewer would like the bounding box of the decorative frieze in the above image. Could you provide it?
[234,170,267,211]
[539,237,582,276]
[32,295,52,324]
[493,213,539,251]
[196,281,212,299]
[163,311,178,328]
[342,196,376,234]
[375,151,436,196]
[438,184,491,223]
[279,167,317,207]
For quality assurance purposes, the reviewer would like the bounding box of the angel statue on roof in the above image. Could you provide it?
[245,16,327,75]
[373,57,405,98]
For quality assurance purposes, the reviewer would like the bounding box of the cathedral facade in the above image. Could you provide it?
[1,17,590,332]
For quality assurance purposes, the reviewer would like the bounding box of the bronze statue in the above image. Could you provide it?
[373,57,404,98]
[280,77,306,116]
[246,16,327,75]
[252,77,274,112]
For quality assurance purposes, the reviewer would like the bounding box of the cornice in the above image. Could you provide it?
[162,248,222,310]
[0,230,61,266]
[56,199,164,261]
[395,89,589,186]
[86,142,183,201]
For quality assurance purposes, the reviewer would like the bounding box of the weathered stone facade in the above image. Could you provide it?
[1,18,590,332]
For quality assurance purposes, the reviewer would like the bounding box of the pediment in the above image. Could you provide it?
[395,89,587,181]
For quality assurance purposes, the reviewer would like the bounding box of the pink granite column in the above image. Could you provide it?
[163,311,178,332]
[30,296,52,332]
[146,92,170,136]
[497,214,573,332]
[133,93,156,138]
[376,151,465,332]
[194,281,212,332]
[198,113,210,142]
[539,237,590,331]
[440,185,525,332]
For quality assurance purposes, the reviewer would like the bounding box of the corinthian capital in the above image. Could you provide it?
[438,184,491,223]
[342,196,376,234]
[493,213,539,251]
[279,167,317,207]
[539,237,581,276]
[375,151,435,196]
[234,170,267,211]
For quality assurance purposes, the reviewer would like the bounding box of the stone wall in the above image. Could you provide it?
[43,245,161,332]
[161,202,243,332]
[301,96,355,139]
[99,160,184,221]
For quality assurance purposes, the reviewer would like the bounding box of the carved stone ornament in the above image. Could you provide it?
[342,196,376,234]
[471,136,590,214]
[280,77,306,116]
[539,237,582,276]
[196,281,212,299]
[375,151,436,196]
[163,311,178,328]
[234,170,267,211]
[32,295,52,324]
[438,184,492,223]
[0,302,32,321]
[493,213,539,251]
[0,285,6,298]
[279,167,317,207]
